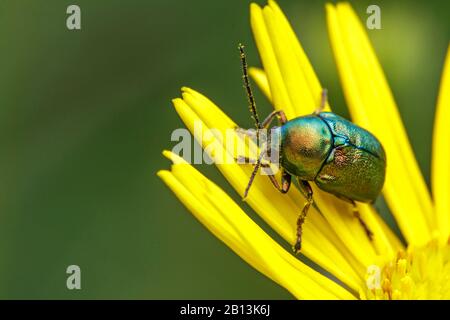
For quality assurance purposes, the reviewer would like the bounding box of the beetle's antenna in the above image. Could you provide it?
[239,43,265,199]
[239,44,261,130]
[243,146,266,199]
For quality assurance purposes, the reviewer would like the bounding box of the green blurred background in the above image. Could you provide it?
[0,0,448,299]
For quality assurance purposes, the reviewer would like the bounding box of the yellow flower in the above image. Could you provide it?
[158,0,450,299]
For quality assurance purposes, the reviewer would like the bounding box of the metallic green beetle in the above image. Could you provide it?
[237,45,386,253]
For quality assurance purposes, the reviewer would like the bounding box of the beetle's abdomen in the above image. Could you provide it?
[315,112,386,202]
[315,146,385,202]
[280,115,333,180]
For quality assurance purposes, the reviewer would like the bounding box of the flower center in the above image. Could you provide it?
[365,238,450,299]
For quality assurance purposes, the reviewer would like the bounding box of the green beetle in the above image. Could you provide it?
[237,45,386,253]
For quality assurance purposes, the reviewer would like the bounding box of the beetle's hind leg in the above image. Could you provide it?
[294,180,313,254]
[335,195,374,240]
[350,200,374,241]
[335,196,374,240]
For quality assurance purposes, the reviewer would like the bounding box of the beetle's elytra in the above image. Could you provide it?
[237,44,386,253]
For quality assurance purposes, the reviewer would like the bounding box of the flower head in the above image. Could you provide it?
[158,1,450,299]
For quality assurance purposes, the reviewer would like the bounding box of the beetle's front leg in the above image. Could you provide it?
[235,156,291,193]
[267,168,291,194]
[294,180,313,254]
[235,127,257,138]
[261,110,287,128]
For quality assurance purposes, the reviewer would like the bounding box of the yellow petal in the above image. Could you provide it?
[249,67,272,101]
[250,1,331,118]
[262,4,316,114]
[265,0,331,113]
[432,45,450,241]
[251,2,295,118]
[326,3,434,245]
[158,151,355,299]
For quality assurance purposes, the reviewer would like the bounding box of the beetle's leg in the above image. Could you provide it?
[234,127,257,138]
[267,168,291,193]
[314,88,328,115]
[235,155,269,166]
[235,109,285,161]
[261,110,287,128]
[234,155,256,164]
[337,196,374,240]
[243,143,268,199]
[294,180,313,254]
[235,156,291,193]
[235,155,270,168]
[350,200,374,241]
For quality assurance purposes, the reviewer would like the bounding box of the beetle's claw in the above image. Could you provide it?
[366,228,374,241]
[293,242,301,255]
